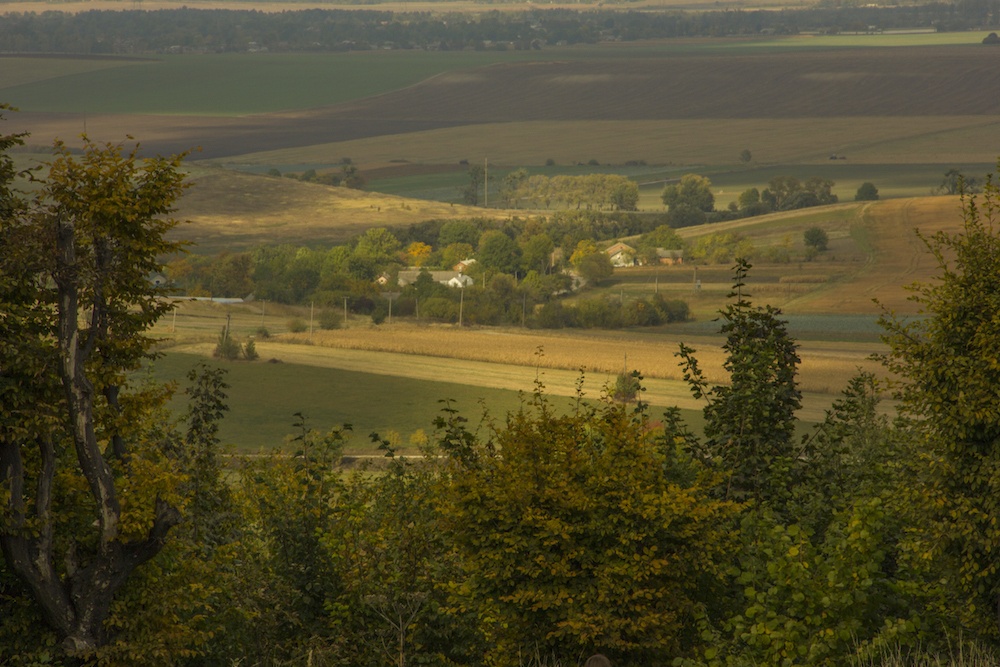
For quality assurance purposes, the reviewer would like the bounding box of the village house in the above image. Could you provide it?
[655,248,685,265]
[396,269,474,288]
[605,242,636,267]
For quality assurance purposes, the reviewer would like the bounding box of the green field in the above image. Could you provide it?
[148,350,709,452]
[0,51,537,115]
[17,34,989,116]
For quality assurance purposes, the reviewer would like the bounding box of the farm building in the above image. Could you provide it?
[656,248,685,265]
[605,242,636,267]
[397,269,474,288]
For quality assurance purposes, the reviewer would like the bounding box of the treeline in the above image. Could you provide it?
[1,2,997,54]
[499,171,639,211]
[168,211,687,328]
[661,173,841,229]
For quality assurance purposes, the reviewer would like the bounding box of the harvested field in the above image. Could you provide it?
[277,323,883,397]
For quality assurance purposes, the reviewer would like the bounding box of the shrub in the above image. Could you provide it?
[855,182,880,201]
[318,310,340,330]
[287,318,307,333]
[213,326,241,360]
[804,227,829,251]
[242,338,259,361]
[611,370,642,403]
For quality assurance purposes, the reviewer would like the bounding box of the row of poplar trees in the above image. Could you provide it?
[4,108,1000,667]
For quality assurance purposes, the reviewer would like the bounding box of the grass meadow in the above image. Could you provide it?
[148,350,587,453]
[0,51,538,115]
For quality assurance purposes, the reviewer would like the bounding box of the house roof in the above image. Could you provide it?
[605,242,636,256]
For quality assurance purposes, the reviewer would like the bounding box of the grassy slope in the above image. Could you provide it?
[173,166,507,253]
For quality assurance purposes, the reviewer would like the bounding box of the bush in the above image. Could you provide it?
[804,227,829,251]
[855,182,880,201]
[213,327,241,360]
[287,318,307,333]
[652,294,690,322]
[612,370,642,403]
[255,327,271,339]
[318,310,340,330]
[243,338,259,361]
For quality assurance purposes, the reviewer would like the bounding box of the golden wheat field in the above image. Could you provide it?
[283,324,883,394]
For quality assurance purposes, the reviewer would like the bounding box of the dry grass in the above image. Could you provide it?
[789,196,965,314]
[172,167,511,252]
[281,323,884,396]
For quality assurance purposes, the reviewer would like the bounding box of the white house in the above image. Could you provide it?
[605,242,636,267]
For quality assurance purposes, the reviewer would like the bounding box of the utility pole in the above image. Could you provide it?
[459,287,465,327]
[484,157,488,208]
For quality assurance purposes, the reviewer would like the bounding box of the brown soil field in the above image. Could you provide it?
[15,44,1000,163]
[317,47,1000,123]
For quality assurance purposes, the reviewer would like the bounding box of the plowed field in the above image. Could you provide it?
[12,44,1000,161]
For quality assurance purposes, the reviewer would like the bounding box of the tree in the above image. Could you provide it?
[405,241,432,267]
[499,168,528,208]
[340,162,365,189]
[436,389,738,665]
[761,175,801,210]
[879,170,1000,640]
[803,226,829,251]
[477,230,521,276]
[609,179,639,211]
[438,220,481,248]
[462,164,485,206]
[676,259,802,505]
[661,174,714,212]
[519,232,554,275]
[855,181,880,201]
[0,132,189,654]
[570,239,612,285]
[739,149,752,163]
[665,203,707,228]
[939,168,967,195]
[355,227,402,266]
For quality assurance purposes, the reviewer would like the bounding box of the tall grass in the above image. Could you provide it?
[853,643,999,667]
